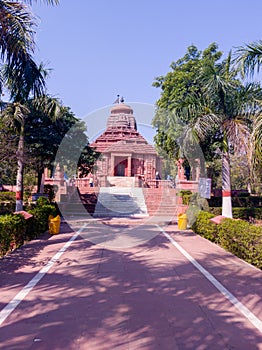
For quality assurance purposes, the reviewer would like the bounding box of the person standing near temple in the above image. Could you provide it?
[155,171,161,188]
[89,175,94,187]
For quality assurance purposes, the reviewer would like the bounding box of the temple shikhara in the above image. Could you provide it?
[90,101,162,184]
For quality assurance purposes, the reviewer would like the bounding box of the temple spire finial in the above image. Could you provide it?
[113,95,120,104]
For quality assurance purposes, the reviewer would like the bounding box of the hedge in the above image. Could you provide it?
[209,207,262,221]
[0,197,58,257]
[192,211,262,269]
[0,214,26,256]
[208,196,262,208]
[0,192,16,202]
[191,211,218,242]
[27,204,57,239]
[218,219,262,268]
[0,192,16,215]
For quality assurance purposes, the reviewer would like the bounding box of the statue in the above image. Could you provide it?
[176,158,186,181]
[192,158,200,182]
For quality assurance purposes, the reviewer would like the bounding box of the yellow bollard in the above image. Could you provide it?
[178,213,187,230]
[48,215,61,234]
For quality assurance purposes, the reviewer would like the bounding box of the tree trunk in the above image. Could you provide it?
[37,169,45,193]
[15,127,24,212]
[221,150,232,218]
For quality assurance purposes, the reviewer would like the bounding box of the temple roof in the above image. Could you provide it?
[104,140,157,154]
[90,102,156,155]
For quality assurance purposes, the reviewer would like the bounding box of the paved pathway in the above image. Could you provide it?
[0,220,261,349]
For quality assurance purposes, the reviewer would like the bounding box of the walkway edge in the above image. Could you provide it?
[158,225,262,334]
[0,225,87,326]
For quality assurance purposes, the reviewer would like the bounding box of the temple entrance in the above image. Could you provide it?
[114,159,127,176]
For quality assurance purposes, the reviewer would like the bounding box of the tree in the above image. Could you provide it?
[235,40,262,78]
[235,40,262,184]
[2,102,30,210]
[153,43,262,218]
[152,43,223,160]
[0,117,18,187]
[0,0,59,210]
[25,100,100,190]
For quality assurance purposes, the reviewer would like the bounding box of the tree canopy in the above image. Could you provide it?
[153,43,262,210]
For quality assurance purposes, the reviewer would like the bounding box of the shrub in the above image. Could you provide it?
[0,214,26,256]
[191,211,262,269]
[37,196,50,206]
[208,207,262,221]
[0,202,16,215]
[177,190,192,205]
[28,204,57,237]
[191,211,218,242]
[0,192,16,215]
[0,192,16,202]
[236,192,250,197]
[209,207,222,216]
[44,184,57,202]
[218,218,262,269]
[208,196,262,208]
[208,197,222,207]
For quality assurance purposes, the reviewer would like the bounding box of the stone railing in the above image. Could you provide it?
[142,179,174,189]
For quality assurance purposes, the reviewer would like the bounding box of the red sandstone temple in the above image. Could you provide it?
[90,102,162,185]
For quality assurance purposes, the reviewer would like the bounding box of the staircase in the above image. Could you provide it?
[143,188,187,221]
[93,187,148,218]
[59,191,88,220]
[59,180,188,222]
[107,176,135,188]
[59,187,98,219]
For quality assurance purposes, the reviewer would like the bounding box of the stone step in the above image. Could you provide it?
[107,176,135,188]
[143,187,180,216]
[93,187,148,218]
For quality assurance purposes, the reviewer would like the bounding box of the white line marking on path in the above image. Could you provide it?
[0,225,87,326]
[158,225,262,334]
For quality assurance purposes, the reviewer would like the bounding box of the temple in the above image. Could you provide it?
[90,101,162,185]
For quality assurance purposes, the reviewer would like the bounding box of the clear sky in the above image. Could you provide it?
[31,0,262,121]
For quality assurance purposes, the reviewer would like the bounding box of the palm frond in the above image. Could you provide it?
[24,0,60,4]
[235,40,262,78]
[0,1,36,64]
[252,114,262,160]
[32,95,62,121]
[224,118,250,154]
[2,101,29,128]
[4,54,46,101]
[193,113,220,140]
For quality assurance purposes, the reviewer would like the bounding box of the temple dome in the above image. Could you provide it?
[110,103,133,115]
[107,102,137,130]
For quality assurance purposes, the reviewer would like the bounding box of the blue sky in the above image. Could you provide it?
[31,0,262,121]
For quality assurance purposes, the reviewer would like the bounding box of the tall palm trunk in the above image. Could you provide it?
[16,125,24,212]
[221,150,232,218]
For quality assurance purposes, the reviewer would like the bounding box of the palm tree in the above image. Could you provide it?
[0,0,59,97]
[169,55,262,218]
[235,40,262,78]
[235,40,262,186]
[0,0,59,210]
[201,58,262,217]
[2,102,29,211]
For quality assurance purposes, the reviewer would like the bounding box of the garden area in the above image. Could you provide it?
[180,190,262,270]
[191,210,262,270]
[0,192,58,257]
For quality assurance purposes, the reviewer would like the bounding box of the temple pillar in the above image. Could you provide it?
[127,156,132,177]
[111,154,115,176]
